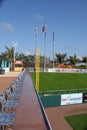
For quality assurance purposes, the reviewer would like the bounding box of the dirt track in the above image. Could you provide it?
[45,103,87,130]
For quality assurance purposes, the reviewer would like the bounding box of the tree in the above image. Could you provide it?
[82,56,87,68]
[5,45,14,60]
[68,54,80,66]
[2,45,14,70]
[55,53,67,64]
[17,53,35,67]
[82,56,87,63]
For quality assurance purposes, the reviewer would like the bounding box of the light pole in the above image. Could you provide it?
[13,41,18,70]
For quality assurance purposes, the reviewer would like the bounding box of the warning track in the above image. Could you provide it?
[46,103,87,130]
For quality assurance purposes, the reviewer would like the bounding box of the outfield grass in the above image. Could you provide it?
[65,114,87,130]
[31,72,87,91]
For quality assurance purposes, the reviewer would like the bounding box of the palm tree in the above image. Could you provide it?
[55,53,67,64]
[68,54,80,66]
[82,56,87,68]
[3,45,14,70]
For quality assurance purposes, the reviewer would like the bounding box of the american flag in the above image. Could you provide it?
[42,23,46,32]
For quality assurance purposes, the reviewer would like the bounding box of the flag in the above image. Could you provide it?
[35,27,38,36]
[42,23,46,32]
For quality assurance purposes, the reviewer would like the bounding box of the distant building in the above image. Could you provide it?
[14,61,24,71]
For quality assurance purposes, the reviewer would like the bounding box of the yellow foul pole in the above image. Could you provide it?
[36,47,40,91]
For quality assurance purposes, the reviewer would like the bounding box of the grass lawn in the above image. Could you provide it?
[31,72,87,91]
[65,114,87,130]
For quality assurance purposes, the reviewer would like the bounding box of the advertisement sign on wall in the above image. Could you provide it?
[83,93,87,103]
[61,93,82,106]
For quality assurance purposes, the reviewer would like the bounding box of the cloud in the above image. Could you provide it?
[63,44,77,51]
[35,13,44,20]
[0,22,14,31]
[24,51,31,56]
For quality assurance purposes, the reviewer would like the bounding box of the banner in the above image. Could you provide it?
[61,93,82,106]
[83,93,87,103]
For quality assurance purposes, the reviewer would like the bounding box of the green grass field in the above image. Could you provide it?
[31,72,87,91]
[65,114,87,130]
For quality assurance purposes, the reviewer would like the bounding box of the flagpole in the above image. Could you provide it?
[35,26,38,71]
[44,31,46,72]
[53,31,55,68]
[13,41,18,71]
[42,22,46,72]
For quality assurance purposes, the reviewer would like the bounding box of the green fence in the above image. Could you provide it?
[40,95,61,108]
[39,88,87,108]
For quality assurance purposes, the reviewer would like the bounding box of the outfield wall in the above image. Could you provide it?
[29,67,87,73]
[48,68,87,73]
[40,92,87,108]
